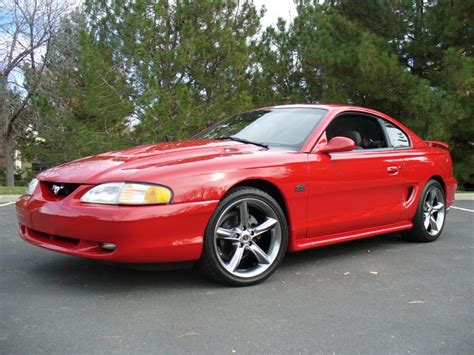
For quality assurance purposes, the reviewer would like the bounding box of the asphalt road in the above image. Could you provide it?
[1,202,473,354]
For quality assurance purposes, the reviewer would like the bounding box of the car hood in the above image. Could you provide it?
[38,140,265,184]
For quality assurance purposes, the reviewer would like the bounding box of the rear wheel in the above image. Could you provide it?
[199,187,288,286]
[402,180,446,242]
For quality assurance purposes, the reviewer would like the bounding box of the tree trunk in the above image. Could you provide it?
[412,0,424,77]
[1,72,15,186]
[3,135,15,186]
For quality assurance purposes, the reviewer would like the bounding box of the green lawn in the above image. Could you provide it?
[0,186,27,195]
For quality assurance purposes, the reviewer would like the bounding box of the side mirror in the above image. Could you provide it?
[317,136,355,154]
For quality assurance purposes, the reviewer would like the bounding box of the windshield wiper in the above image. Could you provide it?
[217,136,269,149]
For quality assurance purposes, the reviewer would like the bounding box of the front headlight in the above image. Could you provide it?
[80,182,172,205]
[26,178,40,195]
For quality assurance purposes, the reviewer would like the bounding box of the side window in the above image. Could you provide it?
[382,120,410,148]
[325,115,388,149]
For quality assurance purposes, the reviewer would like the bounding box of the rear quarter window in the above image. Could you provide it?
[382,121,410,148]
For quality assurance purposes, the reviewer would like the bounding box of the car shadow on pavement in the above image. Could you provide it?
[22,232,413,292]
[25,256,212,292]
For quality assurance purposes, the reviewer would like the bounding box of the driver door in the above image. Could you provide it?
[306,113,406,238]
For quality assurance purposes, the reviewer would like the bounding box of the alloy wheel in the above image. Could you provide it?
[422,187,445,236]
[213,198,282,278]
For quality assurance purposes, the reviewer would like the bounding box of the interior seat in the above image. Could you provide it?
[341,130,363,149]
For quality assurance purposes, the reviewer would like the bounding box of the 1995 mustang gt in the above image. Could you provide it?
[16,105,457,285]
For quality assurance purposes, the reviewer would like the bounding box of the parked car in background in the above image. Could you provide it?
[16,105,457,285]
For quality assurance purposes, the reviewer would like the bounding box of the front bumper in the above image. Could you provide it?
[16,187,218,263]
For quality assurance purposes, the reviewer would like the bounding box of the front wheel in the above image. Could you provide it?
[402,180,446,242]
[199,187,288,286]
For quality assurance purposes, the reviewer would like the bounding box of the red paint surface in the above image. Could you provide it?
[16,105,457,262]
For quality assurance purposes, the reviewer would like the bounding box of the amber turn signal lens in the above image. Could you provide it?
[118,183,172,205]
[144,186,172,204]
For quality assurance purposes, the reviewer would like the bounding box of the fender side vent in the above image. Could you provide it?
[406,186,414,202]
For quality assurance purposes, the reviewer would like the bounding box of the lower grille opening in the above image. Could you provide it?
[28,228,80,247]
[20,226,116,255]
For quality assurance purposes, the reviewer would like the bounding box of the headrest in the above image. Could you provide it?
[341,131,362,147]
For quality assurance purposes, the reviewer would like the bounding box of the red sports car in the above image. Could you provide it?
[16,105,457,285]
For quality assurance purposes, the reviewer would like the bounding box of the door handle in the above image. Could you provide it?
[386,166,400,175]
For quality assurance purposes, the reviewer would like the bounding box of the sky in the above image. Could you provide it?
[254,0,297,28]
[65,0,298,28]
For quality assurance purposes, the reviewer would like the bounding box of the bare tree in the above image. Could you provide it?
[0,0,68,186]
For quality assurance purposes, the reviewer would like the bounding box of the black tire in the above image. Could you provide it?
[199,187,288,286]
[402,179,446,242]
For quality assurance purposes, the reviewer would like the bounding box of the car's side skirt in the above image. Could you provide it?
[291,221,413,252]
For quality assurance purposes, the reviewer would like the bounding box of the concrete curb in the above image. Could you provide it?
[0,192,473,204]
[0,195,20,203]
[455,193,474,201]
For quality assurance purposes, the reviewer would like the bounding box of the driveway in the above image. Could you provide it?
[1,202,473,354]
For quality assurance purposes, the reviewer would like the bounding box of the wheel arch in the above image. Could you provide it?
[226,179,290,225]
[429,175,446,194]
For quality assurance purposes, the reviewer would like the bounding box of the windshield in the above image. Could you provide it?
[196,108,327,150]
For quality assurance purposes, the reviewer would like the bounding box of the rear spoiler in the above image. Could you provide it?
[425,140,450,150]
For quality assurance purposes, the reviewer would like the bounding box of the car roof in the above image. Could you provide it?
[269,104,367,109]
[265,103,367,111]
[265,104,401,120]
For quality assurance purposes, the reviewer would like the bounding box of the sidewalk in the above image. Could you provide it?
[1,193,473,204]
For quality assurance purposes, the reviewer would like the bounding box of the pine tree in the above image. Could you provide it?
[19,11,134,169]
[14,1,473,189]
[85,0,262,143]
[291,0,473,188]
